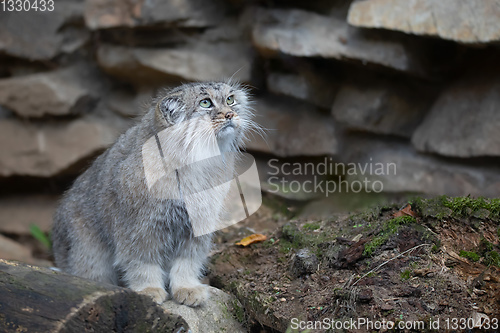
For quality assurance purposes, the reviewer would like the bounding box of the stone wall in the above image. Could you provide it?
[1,0,500,237]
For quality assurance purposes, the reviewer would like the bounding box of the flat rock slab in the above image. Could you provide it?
[342,138,500,197]
[0,195,57,234]
[267,72,338,109]
[412,72,500,158]
[252,8,425,75]
[85,0,225,29]
[348,0,500,44]
[0,3,87,60]
[332,79,434,138]
[247,96,338,157]
[0,67,97,118]
[97,43,253,85]
[0,234,37,265]
[0,118,118,177]
[0,260,189,333]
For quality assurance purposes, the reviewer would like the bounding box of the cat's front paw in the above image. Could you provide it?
[172,285,208,307]
[138,287,168,304]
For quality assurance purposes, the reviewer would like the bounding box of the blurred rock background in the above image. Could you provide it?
[1,0,500,263]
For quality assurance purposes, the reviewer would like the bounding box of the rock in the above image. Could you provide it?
[0,3,87,60]
[412,73,500,158]
[0,196,57,234]
[290,248,318,277]
[96,45,166,85]
[247,96,338,157]
[0,67,98,118]
[106,88,152,118]
[0,260,189,332]
[332,80,434,138]
[342,138,500,197]
[381,302,394,311]
[358,288,373,303]
[161,286,245,333]
[97,42,253,85]
[348,0,500,44]
[267,72,338,109]
[0,118,119,177]
[0,234,35,264]
[336,239,368,268]
[395,286,422,298]
[252,8,425,75]
[85,0,225,29]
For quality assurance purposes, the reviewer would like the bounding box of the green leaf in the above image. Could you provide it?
[29,224,51,250]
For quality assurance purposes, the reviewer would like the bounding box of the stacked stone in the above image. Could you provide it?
[1,0,500,253]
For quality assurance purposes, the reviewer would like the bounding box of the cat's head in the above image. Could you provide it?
[154,81,256,152]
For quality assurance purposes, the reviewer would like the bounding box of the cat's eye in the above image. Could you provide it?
[199,99,212,108]
[226,95,235,105]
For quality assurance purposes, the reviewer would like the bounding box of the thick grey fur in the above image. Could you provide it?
[51,81,256,306]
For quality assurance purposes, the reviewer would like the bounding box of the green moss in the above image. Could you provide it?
[279,222,336,254]
[348,206,383,226]
[228,280,240,293]
[411,196,500,221]
[479,238,494,252]
[282,223,304,247]
[401,269,412,281]
[262,195,296,219]
[459,250,480,262]
[279,239,294,254]
[363,234,389,257]
[363,216,417,257]
[231,299,246,323]
[484,251,500,267]
[219,300,231,320]
[303,222,321,231]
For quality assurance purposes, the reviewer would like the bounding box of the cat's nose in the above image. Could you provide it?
[225,111,234,119]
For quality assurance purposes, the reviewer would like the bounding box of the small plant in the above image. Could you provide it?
[483,251,500,267]
[400,269,412,281]
[29,224,51,250]
[459,250,480,262]
[303,222,321,231]
[231,299,245,324]
[363,216,416,256]
[440,196,500,219]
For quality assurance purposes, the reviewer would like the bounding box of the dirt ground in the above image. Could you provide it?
[9,194,500,332]
[209,196,500,332]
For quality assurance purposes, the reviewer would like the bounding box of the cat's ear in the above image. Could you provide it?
[156,97,184,125]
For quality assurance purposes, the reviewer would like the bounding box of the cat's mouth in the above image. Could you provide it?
[221,120,236,130]
[217,121,237,137]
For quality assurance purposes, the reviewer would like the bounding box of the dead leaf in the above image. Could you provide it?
[471,312,489,328]
[393,204,417,218]
[236,234,267,246]
[413,268,437,277]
